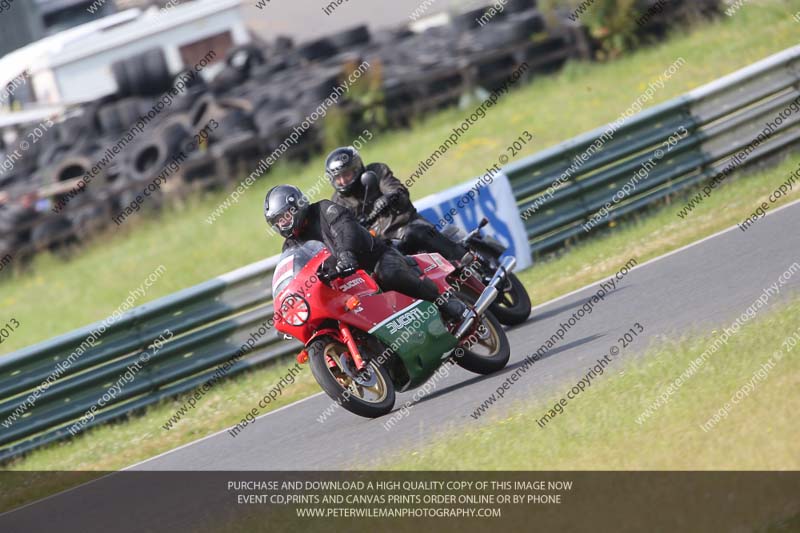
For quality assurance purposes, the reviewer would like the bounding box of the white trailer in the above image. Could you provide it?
[0,0,248,109]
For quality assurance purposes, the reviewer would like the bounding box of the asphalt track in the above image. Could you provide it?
[137,198,800,470]
[2,200,800,530]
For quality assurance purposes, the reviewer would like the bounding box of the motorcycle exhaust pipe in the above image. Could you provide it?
[454,256,516,339]
[471,256,516,317]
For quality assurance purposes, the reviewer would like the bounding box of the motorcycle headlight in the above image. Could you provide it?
[277,293,310,326]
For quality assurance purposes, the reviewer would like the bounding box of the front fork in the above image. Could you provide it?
[454,256,516,339]
[309,324,367,373]
[338,322,367,371]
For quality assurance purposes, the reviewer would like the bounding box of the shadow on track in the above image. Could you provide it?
[404,334,604,411]
[503,285,629,332]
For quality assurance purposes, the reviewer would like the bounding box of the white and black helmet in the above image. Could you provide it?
[325,146,364,194]
[264,184,308,238]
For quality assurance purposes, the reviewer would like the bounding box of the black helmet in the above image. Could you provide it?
[264,184,308,238]
[325,146,364,194]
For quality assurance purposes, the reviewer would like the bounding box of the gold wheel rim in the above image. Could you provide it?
[324,343,387,403]
[462,316,500,358]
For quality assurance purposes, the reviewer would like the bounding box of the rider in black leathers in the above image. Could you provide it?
[325,147,468,262]
[264,184,467,321]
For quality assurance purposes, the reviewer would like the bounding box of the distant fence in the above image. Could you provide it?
[508,44,800,254]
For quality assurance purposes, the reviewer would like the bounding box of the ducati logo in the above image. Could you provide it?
[340,278,365,291]
[386,307,425,335]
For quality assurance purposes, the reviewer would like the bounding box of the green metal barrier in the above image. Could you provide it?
[2,45,799,463]
[508,44,800,254]
[0,256,300,462]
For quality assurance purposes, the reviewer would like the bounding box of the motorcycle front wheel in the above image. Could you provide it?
[488,272,532,326]
[308,335,396,418]
[454,292,511,375]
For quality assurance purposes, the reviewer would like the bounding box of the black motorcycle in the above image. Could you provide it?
[439,218,531,325]
[359,172,532,326]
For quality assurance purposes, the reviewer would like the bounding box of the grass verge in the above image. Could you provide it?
[381,296,800,470]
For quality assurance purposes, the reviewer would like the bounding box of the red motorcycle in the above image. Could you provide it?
[272,239,514,418]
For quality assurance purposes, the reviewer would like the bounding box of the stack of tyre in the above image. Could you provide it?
[354,0,546,120]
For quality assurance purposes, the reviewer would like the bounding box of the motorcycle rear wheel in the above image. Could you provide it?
[308,335,396,418]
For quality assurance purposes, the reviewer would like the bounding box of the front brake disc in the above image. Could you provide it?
[338,353,378,387]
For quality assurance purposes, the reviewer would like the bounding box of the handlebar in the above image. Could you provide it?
[364,211,380,227]
[361,205,387,228]
[317,264,356,283]
[359,194,397,229]
[463,217,489,243]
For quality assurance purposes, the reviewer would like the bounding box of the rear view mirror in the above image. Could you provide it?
[360,171,378,190]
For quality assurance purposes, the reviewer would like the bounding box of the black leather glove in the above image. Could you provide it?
[320,256,338,280]
[371,194,391,216]
[336,251,358,275]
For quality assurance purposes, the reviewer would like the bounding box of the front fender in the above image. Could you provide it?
[306,327,343,347]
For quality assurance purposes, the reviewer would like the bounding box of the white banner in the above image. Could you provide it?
[415,172,532,270]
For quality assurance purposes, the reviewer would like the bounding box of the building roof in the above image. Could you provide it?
[34,0,101,16]
[46,0,242,69]
[0,0,242,94]
[0,8,141,95]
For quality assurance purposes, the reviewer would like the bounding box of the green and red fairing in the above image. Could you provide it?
[272,241,458,388]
